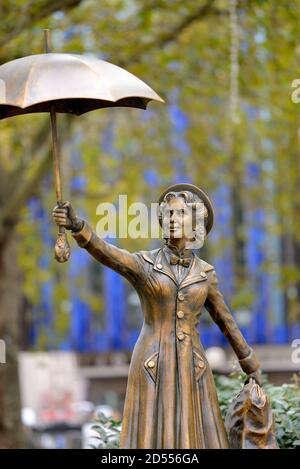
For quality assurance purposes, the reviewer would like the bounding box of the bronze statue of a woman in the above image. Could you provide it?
[52,183,261,449]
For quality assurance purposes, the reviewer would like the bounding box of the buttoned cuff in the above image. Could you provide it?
[71,220,93,248]
[239,348,260,374]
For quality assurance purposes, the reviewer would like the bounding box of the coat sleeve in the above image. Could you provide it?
[204,269,260,375]
[71,220,145,285]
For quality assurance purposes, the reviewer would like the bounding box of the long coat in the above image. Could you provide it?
[72,222,260,449]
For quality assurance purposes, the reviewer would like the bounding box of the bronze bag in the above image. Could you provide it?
[225,379,278,449]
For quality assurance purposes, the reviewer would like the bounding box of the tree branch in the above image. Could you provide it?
[0,0,84,49]
[123,0,218,65]
[155,0,218,49]
[123,0,255,67]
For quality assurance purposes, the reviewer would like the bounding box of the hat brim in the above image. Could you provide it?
[157,183,214,235]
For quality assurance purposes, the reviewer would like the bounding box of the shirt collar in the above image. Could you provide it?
[163,242,194,261]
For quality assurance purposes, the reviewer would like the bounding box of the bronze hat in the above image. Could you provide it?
[157,183,214,235]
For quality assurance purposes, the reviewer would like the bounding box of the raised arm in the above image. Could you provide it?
[204,269,261,383]
[52,201,144,285]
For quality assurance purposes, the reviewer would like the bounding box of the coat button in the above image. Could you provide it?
[177,331,185,341]
[148,360,155,368]
[177,310,185,319]
[157,263,163,269]
[178,292,184,301]
[198,360,205,368]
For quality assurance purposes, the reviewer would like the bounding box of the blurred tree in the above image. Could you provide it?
[0,0,84,449]
[0,0,300,447]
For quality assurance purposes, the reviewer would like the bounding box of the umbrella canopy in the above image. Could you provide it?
[0,53,164,120]
[0,41,164,263]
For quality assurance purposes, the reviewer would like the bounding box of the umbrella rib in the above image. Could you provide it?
[74,55,117,102]
[22,59,38,108]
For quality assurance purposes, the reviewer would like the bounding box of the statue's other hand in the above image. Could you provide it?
[52,201,83,232]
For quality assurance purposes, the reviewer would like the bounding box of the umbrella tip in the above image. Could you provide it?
[44,29,52,54]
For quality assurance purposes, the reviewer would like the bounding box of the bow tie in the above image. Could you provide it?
[170,255,191,268]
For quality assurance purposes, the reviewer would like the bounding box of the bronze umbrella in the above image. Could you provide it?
[0,30,164,262]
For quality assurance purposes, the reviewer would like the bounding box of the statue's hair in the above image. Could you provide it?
[158,190,208,245]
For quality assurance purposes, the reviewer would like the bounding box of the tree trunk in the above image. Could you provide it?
[0,230,24,448]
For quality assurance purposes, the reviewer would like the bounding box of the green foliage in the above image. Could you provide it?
[91,373,300,449]
[91,412,122,449]
[265,382,300,449]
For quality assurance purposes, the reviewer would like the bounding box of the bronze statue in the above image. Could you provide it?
[52,183,262,449]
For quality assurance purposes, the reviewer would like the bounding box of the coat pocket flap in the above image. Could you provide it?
[193,350,207,381]
[144,351,159,383]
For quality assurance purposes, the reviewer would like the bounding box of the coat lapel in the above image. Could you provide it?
[141,248,177,285]
[180,255,210,289]
[154,248,178,285]
[141,248,214,289]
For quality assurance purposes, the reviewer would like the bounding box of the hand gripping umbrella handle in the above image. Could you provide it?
[45,30,70,263]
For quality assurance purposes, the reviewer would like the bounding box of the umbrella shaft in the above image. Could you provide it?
[44,30,62,204]
[50,107,62,204]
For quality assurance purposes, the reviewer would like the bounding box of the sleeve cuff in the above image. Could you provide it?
[239,348,260,374]
[71,220,93,247]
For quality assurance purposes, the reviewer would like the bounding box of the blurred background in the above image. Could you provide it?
[0,0,300,449]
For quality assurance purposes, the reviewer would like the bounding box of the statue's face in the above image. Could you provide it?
[161,197,193,241]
